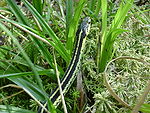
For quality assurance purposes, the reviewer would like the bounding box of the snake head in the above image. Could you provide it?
[80,17,91,35]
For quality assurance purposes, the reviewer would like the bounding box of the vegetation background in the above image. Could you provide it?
[0,0,149,113]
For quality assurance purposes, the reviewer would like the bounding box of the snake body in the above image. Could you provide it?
[38,17,91,113]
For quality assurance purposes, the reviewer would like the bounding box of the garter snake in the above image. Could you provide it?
[38,17,91,113]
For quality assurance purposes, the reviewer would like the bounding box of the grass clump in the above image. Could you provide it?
[0,0,149,113]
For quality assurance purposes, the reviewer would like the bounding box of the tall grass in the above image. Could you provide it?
[66,0,86,54]
[0,0,86,112]
[98,0,134,72]
[0,0,149,112]
[32,0,43,15]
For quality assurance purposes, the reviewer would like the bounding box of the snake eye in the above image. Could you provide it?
[87,18,91,24]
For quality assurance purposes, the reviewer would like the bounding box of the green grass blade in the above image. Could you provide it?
[9,77,46,101]
[140,104,150,113]
[111,0,134,28]
[32,0,43,15]
[89,0,97,13]
[100,0,107,44]
[94,0,101,17]
[1,0,58,70]
[0,13,64,73]
[99,0,134,72]
[66,0,74,38]
[0,69,54,78]
[0,61,20,73]
[66,0,86,54]
[5,0,28,24]
[0,105,35,113]
[57,0,65,19]
[22,0,70,63]
[97,0,107,72]
[0,21,44,92]
[0,12,59,111]
[99,29,128,72]
[3,1,57,70]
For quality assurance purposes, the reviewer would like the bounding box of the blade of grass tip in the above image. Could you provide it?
[0,21,43,91]
[66,0,86,55]
[53,49,68,113]
[111,0,134,29]
[22,0,70,63]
